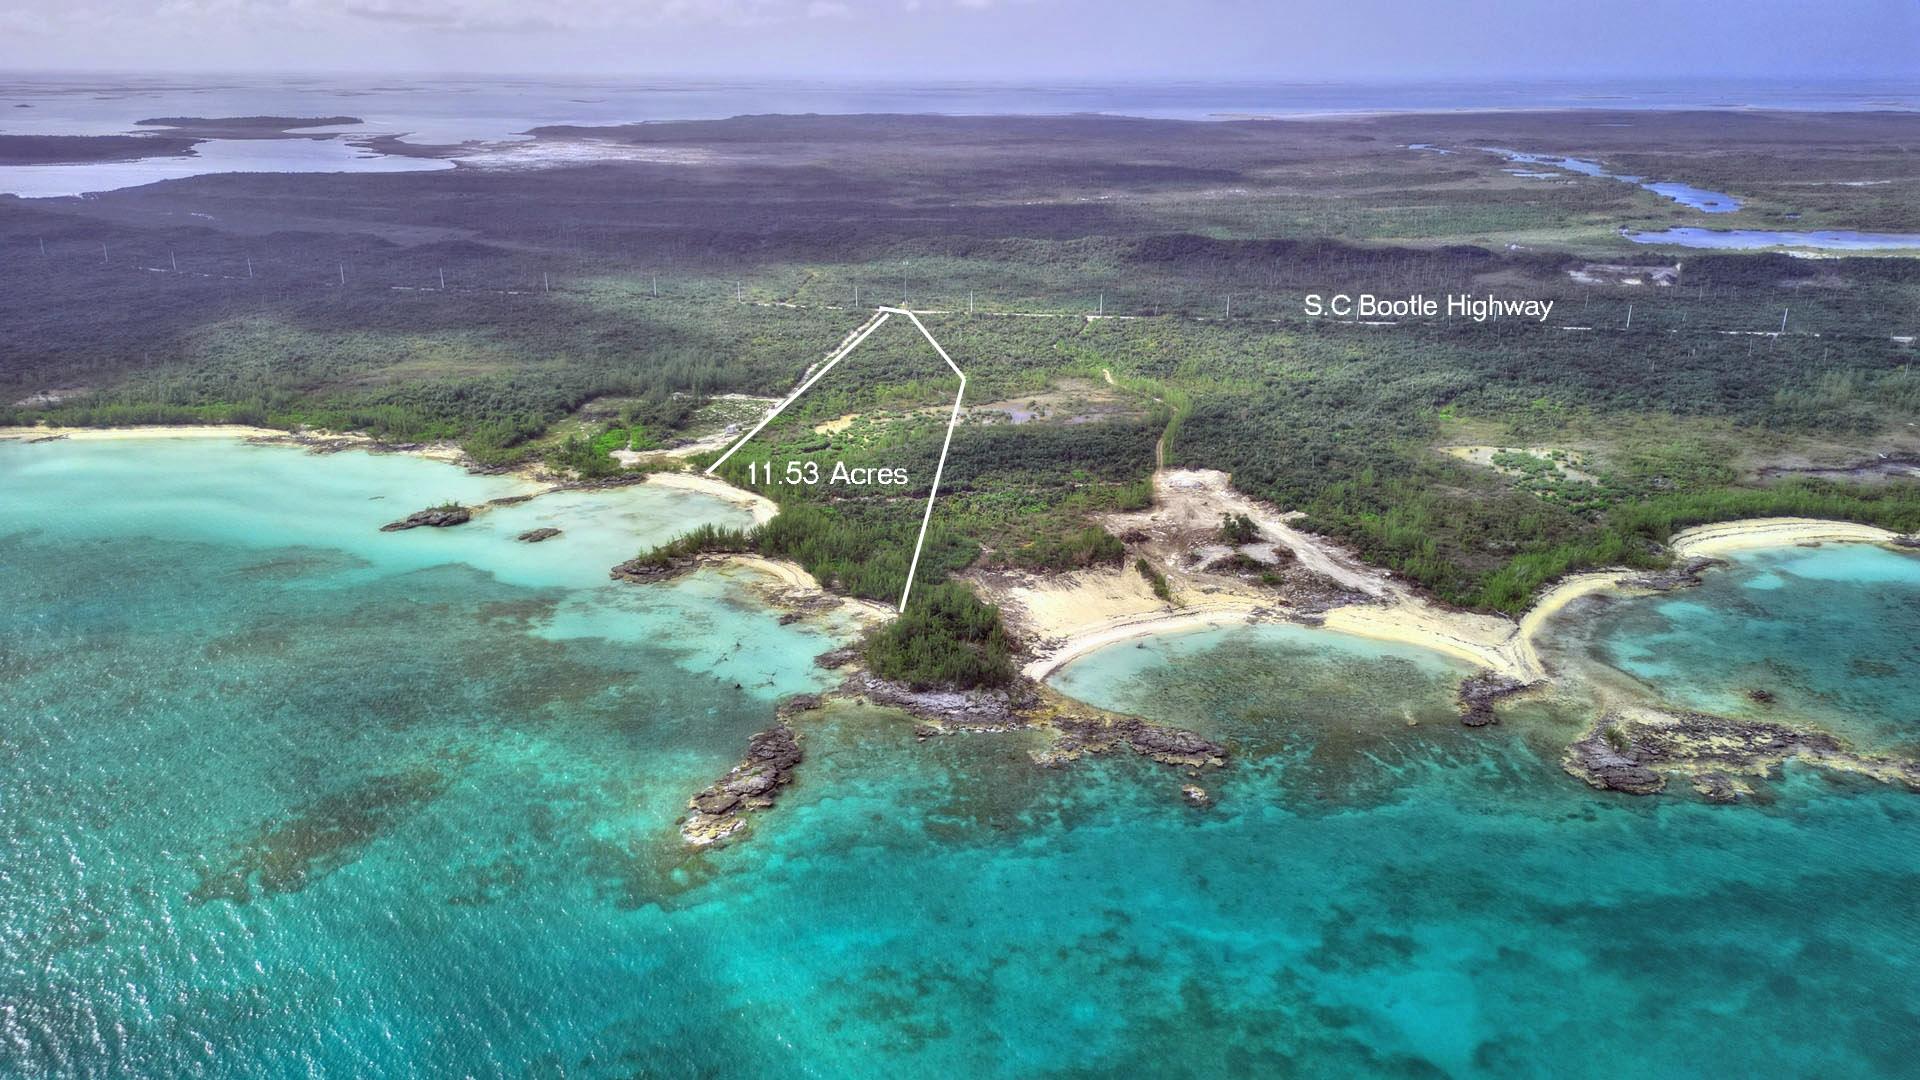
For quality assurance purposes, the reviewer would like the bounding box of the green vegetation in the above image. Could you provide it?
[992,525,1127,572]
[624,523,755,570]
[864,583,1016,690]
[1219,512,1260,544]
[1136,557,1173,602]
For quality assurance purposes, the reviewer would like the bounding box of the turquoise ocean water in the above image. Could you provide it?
[1541,543,1920,756]
[3,437,1917,1077]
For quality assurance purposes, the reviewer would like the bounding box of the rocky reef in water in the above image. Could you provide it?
[380,505,472,531]
[1563,707,1920,800]
[673,654,1228,848]
[610,555,699,584]
[840,671,1227,770]
[1456,671,1535,727]
[680,713,810,847]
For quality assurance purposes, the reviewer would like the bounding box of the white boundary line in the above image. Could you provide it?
[704,306,966,613]
[705,308,893,474]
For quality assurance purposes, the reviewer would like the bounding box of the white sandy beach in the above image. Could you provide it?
[1668,517,1901,557]
[645,470,779,525]
[0,424,289,442]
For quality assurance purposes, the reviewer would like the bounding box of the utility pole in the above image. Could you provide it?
[101,242,108,264]
[1224,295,1231,319]
[170,250,178,273]
[1624,303,1633,331]
[854,283,860,308]
[439,267,445,290]
[968,290,974,315]
[543,271,551,294]
[246,255,253,279]
[39,238,45,257]
[339,262,346,287]
[1098,292,1104,316]
[651,272,658,297]
[1779,308,1789,334]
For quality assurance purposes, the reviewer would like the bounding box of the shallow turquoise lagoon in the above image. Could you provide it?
[3,438,1918,1078]
[1546,543,1920,755]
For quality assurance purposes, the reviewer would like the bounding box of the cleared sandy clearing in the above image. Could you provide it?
[1439,444,1599,484]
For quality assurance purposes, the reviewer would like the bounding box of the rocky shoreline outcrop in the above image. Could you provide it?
[1456,671,1534,727]
[838,671,1227,770]
[609,555,697,583]
[842,673,1037,732]
[679,722,806,846]
[249,432,429,456]
[379,505,471,531]
[1622,556,1725,592]
[1563,707,1920,799]
[516,527,562,543]
[1048,712,1228,768]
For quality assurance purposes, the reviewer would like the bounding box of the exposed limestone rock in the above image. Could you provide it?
[516,527,562,543]
[1457,671,1533,727]
[775,693,824,718]
[610,556,695,583]
[380,505,471,531]
[680,725,802,847]
[1691,772,1741,803]
[1624,556,1725,592]
[1181,784,1213,808]
[1564,721,1667,795]
[1048,712,1227,768]
[844,673,1036,731]
[814,645,863,670]
[1563,708,1919,799]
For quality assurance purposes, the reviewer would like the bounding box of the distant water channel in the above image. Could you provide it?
[5,73,1915,198]
[1628,226,1920,251]
[1485,148,1741,212]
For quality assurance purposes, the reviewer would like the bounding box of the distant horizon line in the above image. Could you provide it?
[3,69,1916,87]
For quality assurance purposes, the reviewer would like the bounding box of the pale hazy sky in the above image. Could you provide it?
[1,0,1915,80]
